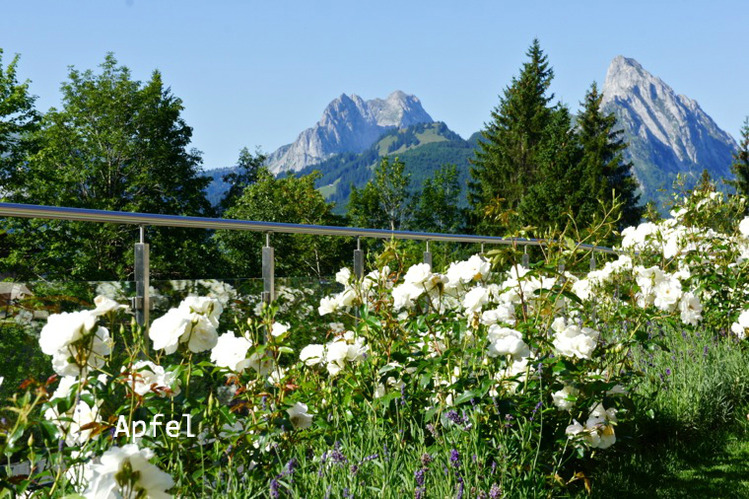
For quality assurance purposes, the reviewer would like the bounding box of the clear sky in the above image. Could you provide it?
[1,0,747,169]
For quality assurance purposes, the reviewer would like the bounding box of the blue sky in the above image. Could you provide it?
[1,0,747,169]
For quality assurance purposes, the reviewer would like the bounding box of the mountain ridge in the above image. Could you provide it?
[601,55,737,204]
[266,91,433,174]
[206,59,738,213]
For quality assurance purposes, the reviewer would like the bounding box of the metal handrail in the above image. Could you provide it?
[0,202,618,254]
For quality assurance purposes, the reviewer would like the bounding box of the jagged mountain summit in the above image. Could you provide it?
[266,91,433,174]
[601,55,737,204]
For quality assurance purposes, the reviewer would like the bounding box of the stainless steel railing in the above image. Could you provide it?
[0,202,617,325]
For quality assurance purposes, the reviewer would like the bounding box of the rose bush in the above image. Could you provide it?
[0,188,747,497]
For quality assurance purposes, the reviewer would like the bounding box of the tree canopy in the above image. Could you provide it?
[1,54,216,280]
[469,39,556,234]
[347,156,412,231]
[0,49,39,189]
[216,168,348,278]
[469,40,641,235]
[729,117,749,199]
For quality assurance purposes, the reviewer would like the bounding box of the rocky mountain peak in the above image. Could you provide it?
[601,56,736,204]
[266,91,433,174]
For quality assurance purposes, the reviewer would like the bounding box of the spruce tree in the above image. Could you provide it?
[576,82,642,228]
[518,107,584,230]
[730,117,749,197]
[469,39,555,234]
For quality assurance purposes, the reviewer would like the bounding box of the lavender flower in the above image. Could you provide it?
[450,449,460,468]
[415,468,426,487]
[529,400,543,421]
[270,478,280,498]
[489,483,502,498]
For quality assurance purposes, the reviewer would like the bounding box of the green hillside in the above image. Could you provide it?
[290,122,477,213]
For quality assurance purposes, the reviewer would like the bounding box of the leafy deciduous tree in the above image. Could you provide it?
[216,169,347,278]
[1,54,216,280]
[220,147,266,212]
[347,156,411,231]
[0,49,39,189]
[412,163,465,233]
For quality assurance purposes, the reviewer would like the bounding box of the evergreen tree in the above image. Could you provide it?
[1,54,216,280]
[576,82,642,228]
[219,147,266,212]
[730,117,749,197]
[469,39,555,234]
[518,107,584,229]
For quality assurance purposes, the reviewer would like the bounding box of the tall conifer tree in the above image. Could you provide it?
[469,39,555,234]
[577,82,642,228]
[730,117,749,197]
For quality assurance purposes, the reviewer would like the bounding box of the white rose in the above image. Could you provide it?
[210,332,252,372]
[39,310,96,356]
[462,286,489,314]
[184,314,218,353]
[82,444,174,499]
[286,402,313,430]
[335,267,351,285]
[299,344,325,366]
[271,322,290,338]
[552,385,579,411]
[486,326,529,359]
[149,308,191,354]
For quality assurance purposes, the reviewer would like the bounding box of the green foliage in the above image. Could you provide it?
[0,54,217,280]
[576,82,642,229]
[291,122,475,212]
[347,157,411,231]
[517,106,585,230]
[0,49,39,183]
[469,38,555,235]
[729,117,749,199]
[216,168,349,278]
[347,180,389,230]
[469,43,642,237]
[219,147,266,213]
[412,163,465,234]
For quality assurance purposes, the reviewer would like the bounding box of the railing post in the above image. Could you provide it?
[353,237,364,280]
[134,226,150,328]
[262,233,275,305]
[522,246,530,269]
[423,240,432,270]
[590,253,597,271]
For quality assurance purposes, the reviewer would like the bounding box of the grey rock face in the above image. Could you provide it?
[266,91,433,174]
[601,56,737,204]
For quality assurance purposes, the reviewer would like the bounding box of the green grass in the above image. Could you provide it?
[587,416,749,498]
[581,322,749,498]
[317,177,341,199]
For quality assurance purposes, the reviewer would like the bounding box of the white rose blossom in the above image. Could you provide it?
[80,444,174,499]
[210,332,253,373]
[286,402,313,430]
